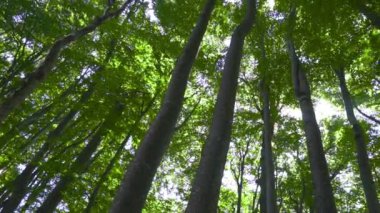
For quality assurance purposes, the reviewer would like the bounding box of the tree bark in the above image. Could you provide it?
[231,139,251,213]
[286,38,337,213]
[0,86,94,212]
[36,102,124,213]
[110,1,216,212]
[259,145,266,213]
[335,68,380,213]
[258,31,277,212]
[185,0,256,212]
[261,82,277,213]
[0,0,132,123]
[251,165,260,213]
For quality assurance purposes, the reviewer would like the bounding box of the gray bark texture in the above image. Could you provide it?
[335,68,380,213]
[286,38,337,213]
[185,0,256,212]
[261,83,277,213]
[0,87,93,213]
[110,1,216,212]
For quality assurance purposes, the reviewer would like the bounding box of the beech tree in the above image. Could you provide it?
[0,0,379,212]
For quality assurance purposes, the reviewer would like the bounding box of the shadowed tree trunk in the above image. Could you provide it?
[0,75,83,149]
[0,86,94,213]
[260,82,277,213]
[110,1,216,212]
[231,139,251,213]
[36,102,124,213]
[335,68,380,213]
[258,31,277,213]
[251,165,260,213]
[185,0,256,212]
[259,143,266,213]
[286,37,336,212]
[0,0,132,123]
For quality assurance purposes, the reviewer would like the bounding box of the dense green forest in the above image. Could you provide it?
[0,0,379,212]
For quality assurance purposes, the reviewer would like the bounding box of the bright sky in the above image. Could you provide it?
[145,0,276,22]
[283,99,344,122]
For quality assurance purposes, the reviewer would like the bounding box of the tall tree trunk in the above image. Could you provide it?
[259,145,266,213]
[251,165,260,213]
[286,38,336,212]
[0,86,94,213]
[232,139,251,213]
[335,68,380,213]
[258,30,277,212]
[261,82,277,213]
[36,102,124,213]
[185,1,256,212]
[236,182,243,213]
[84,94,157,212]
[110,1,216,212]
[0,0,132,123]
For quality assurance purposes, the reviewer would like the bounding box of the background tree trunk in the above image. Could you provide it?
[0,86,94,213]
[36,102,124,212]
[335,68,380,213]
[286,38,336,213]
[0,0,132,123]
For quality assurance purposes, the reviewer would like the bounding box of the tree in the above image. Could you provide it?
[285,8,337,212]
[0,0,379,212]
[335,68,380,212]
[0,0,132,123]
[186,0,256,211]
[110,0,216,211]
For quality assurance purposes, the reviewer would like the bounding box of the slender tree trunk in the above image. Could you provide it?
[259,145,266,213]
[261,82,277,213]
[286,38,336,213]
[110,1,216,212]
[84,134,132,213]
[20,173,49,211]
[186,1,256,212]
[236,183,243,213]
[0,87,94,212]
[0,71,88,147]
[335,68,380,213]
[84,94,157,212]
[234,140,250,213]
[258,32,277,212]
[0,0,132,123]
[37,103,124,213]
[251,182,259,213]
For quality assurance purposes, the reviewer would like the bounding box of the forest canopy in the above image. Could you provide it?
[0,0,379,212]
